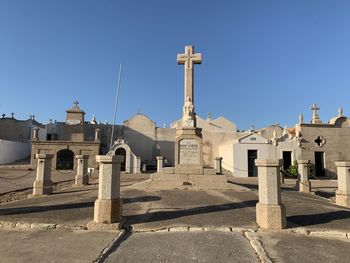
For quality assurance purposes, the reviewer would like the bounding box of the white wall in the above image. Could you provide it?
[219,142,234,173]
[232,143,272,177]
[0,139,31,164]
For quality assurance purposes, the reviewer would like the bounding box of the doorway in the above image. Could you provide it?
[315,152,325,177]
[56,149,74,170]
[115,148,126,171]
[282,151,292,170]
[248,150,258,177]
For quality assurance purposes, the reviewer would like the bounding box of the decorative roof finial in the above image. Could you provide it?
[90,114,97,124]
[73,100,79,108]
[11,112,14,119]
[298,113,304,124]
[338,107,343,117]
[310,103,322,124]
[207,112,212,121]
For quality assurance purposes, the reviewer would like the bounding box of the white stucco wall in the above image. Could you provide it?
[232,143,272,177]
[219,142,234,173]
[0,139,31,164]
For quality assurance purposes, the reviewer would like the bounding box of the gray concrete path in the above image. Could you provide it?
[0,228,118,263]
[105,231,258,263]
[259,230,350,263]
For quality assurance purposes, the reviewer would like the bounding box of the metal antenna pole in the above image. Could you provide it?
[109,64,123,152]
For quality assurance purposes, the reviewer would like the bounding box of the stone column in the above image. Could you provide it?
[75,155,89,186]
[335,161,350,207]
[157,156,164,173]
[134,157,141,174]
[297,160,311,193]
[255,159,287,229]
[33,154,54,196]
[94,155,123,223]
[215,157,223,175]
[33,127,39,140]
[94,128,100,141]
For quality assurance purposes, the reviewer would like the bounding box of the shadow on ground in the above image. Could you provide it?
[125,199,257,225]
[288,210,350,227]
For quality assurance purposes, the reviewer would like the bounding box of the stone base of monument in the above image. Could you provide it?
[256,203,287,229]
[144,173,243,190]
[161,167,217,175]
[336,191,350,207]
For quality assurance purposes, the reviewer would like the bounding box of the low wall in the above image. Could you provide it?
[0,139,31,164]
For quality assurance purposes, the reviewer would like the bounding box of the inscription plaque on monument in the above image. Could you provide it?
[179,139,199,164]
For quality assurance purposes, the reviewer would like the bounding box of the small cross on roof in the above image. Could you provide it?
[73,100,79,108]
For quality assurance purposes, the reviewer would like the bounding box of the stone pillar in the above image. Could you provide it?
[134,157,141,174]
[33,154,54,196]
[255,159,287,229]
[335,161,350,207]
[75,155,89,185]
[94,128,100,141]
[297,160,311,193]
[142,163,146,172]
[33,127,39,140]
[157,156,164,173]
[94,155,123,223]
[215,157,223,175]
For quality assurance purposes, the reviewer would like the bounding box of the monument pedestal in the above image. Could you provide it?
[175,127,203,175]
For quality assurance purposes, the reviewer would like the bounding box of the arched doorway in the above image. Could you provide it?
[56,149,74,170]
[115,148,126,171]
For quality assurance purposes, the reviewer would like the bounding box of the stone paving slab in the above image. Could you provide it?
[105,231,258,263]
[259,230,350,263]
[0,228,118,263]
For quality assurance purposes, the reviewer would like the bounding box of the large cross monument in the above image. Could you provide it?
[175,45,204,174]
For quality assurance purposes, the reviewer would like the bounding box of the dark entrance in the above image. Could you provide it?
[56,149,74,170]
[115,148,126,171]
[282,151,292,170]
[315,152,325,177]
[248,150,258,177]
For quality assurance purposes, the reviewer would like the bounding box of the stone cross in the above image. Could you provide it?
[73,100,79,108]
[177,46,202,107]
[1,114,5,118]
[11,112,14,118]
[310,103,322,124]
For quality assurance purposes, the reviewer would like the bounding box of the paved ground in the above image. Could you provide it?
[259,230,350,263]
[0,228,117,263]
[0,172,349,262]
[105,231,257,263]
[0,168,76,194]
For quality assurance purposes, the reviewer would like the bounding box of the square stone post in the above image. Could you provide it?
[215,157,223,175]
[33,154,54,196]
[75,155,89,186]
[334,161,350,207]
[297,160,311,193]
[157,156,164,173]
[94,155,123,224]
[134,157,141,174]
[255,159,287,229]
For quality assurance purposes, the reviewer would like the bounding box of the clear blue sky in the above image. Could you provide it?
[1,0,350,130]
